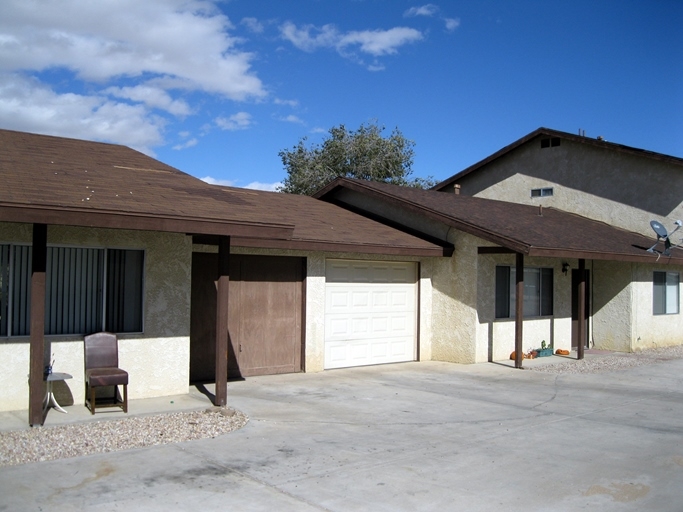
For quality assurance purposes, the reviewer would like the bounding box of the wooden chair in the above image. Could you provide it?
[84,332,128,414]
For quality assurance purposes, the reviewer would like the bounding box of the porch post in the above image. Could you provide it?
[577,258,586,360]
[214,236,230,406]
[28,223,47,426]
[515,252,524,369]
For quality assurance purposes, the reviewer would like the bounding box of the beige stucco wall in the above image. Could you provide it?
[591,260,632,351]
[429,230,477,363]
[590,260,683,352]
[0,223,192,412]
[451,138,683,237]
[631,262,683,350]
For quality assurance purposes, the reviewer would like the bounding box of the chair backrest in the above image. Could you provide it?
[84,332,119,370]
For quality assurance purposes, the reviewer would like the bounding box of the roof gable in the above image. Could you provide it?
[433,127,683,192]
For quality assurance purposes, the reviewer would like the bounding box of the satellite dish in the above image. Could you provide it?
[650,220,668,239]
[647,219,683,260]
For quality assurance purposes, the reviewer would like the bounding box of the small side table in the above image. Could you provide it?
[44,372,73,414]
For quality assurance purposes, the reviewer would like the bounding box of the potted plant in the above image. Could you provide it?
[536,340,553,357]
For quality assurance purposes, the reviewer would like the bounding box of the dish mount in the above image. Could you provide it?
[647,219,683,260]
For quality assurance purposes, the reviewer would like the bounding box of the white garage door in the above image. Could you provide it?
[324,259,417,369]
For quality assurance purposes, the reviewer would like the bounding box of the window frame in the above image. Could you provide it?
[495,265,554,319]
[531,187,554,198]
[653,271,679,315]
[0,243,145,337]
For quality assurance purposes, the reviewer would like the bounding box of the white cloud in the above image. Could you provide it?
[0,73,163,154]
[404,5,460,33]
[0,0,265,101]
[339,28,423,57]
[215,112,253,130]
[274,98,299,108]
[201,176,282,192]
[172,138,198,150]
[105,85,192,116]
[279,114,304,124]
[279,22,339,52]
[0,0,267,151]
[201,176,237,187]
[444,18,461,31]
[245,181,282,192]
[280,22,423,63]
[241,17,264,34]
[404,4,439,17]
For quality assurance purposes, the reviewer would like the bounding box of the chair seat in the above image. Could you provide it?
[86,368,129,387]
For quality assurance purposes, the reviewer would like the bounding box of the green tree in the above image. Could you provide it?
[278,121,436,195]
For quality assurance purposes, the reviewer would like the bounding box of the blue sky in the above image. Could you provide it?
[1,0,681,191]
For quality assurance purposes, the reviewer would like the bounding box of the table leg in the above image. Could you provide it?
[43,381,68,414]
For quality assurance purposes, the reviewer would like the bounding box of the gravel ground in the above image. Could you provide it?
[0,407,248,467]
[3,346,683,468]
[531,345,683,374]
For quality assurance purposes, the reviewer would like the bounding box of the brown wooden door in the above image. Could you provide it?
[571,269,591,349]
[230,255,303,376]
[190,253,304,382]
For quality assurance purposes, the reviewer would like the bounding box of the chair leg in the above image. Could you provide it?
[123,384,128,413]
[90,385,96,415]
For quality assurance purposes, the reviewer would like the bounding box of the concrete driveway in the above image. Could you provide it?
[1,358,683,511]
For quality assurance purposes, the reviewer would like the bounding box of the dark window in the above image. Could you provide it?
[0,245,9,337]
[0,245,144,336]
[540,137,561,148]
[653,271,679,315]
[105,249,144,333]
[531,187,553,198]
[496,266,553,318]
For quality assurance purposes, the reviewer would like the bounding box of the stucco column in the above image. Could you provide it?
[214,236,230,406]
[29,223,47,426]
[515,252,524,369]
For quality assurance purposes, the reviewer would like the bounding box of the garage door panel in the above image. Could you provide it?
[325,336,415,369]
[325,259,417,369]
[326,314,414,340]
[326,260,416,283]
[326,287,415,314]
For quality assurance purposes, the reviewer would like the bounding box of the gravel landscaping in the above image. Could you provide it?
[531,345,683,374]
[0,407,248,467]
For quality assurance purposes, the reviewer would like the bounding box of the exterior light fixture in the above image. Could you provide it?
[562,262,569,275]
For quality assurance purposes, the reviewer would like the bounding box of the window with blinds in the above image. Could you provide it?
[0,245,144,336]
[495,266,554,319]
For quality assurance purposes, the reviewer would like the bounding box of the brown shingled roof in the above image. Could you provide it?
[214,186,451,256]
[316,178,683,264]
[0,129,293,238]
[0,129,447,257]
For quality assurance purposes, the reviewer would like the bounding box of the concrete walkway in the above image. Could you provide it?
[1,356,683,511]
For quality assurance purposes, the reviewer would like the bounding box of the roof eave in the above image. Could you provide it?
[0,204,295,240]
[230,236,453,257]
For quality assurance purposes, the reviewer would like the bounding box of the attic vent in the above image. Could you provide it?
[531,187,553,198]
[540,137,561,148]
